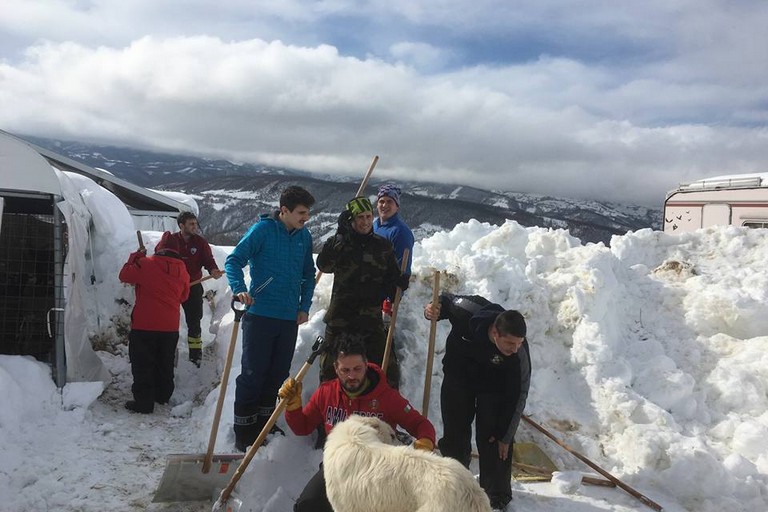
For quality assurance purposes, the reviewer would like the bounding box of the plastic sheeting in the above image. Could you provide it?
[55,170,135,384]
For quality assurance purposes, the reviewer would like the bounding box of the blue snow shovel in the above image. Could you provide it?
[212,335,326,512]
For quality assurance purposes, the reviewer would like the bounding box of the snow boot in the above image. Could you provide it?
[188,336,202,367]
[125,400,154,414]
[234,403,260,452]
[253,405,285,446]
[489,494,512,511]
[188,347,202,367]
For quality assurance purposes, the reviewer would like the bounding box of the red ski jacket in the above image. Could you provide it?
[285,363,435,443]
[167,232,218,282]
[119,251,190,331]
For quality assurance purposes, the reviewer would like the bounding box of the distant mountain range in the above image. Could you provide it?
[26,136,662,248]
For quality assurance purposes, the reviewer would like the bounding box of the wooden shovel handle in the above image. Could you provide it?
[190,274,215,287]
[421,271,440,417]
[355,155,379,197]
[512,462,615,487]
[382,248,409,372]
[202,301,246,473]
[215,338,325,506]
[136,230,145,252]
[316,155,379,287]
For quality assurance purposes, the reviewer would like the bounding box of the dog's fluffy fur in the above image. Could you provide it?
[323,415,492,512]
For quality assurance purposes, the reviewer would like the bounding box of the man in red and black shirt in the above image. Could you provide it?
[278,338,435,512]
[172,211,224,366]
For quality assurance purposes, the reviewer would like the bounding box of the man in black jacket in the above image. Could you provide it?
[424,293,531,511]
[316,196,408,388]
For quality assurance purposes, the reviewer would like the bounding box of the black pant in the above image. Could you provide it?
[181,283,204,338]
[319,325,400,387]
[438,376,475,467]
[439,377,513,502]
[294,464,333,512]
[475,394,513,501]
[128,329,178,407]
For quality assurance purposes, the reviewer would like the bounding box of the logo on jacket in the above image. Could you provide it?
[190,247,197,255]
[369,399,379,410]
[491,354,504,366]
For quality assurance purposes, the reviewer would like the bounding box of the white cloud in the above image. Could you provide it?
[389,41,450,70]
[1,1,767,206]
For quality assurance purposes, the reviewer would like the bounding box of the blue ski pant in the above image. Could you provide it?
[234,313,298,419]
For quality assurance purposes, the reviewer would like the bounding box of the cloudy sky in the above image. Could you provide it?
[1,0,767,205]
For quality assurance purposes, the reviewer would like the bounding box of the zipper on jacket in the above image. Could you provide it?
[254,276,274,294]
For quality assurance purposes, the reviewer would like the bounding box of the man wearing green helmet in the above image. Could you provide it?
[316,196,409,389]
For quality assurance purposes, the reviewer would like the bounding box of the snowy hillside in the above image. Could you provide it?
[1,204,767,511]
[23,135,662,247]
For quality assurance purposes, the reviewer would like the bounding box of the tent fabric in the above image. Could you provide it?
[53,170,199,384]
[1,131,200,385]
[0,133,62,196]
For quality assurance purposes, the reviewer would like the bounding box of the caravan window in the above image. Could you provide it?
[743,220,768,229]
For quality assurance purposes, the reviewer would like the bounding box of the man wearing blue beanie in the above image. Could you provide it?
[374,184,414,276]
[374,184,414,324]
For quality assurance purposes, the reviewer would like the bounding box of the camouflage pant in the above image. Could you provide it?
[319,324,400,388]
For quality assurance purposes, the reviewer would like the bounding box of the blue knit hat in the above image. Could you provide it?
[377,184,401,207]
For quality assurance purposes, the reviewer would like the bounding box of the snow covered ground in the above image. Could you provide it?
[2,215,768,512]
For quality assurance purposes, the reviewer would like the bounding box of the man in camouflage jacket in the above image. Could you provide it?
[316,196,409,387]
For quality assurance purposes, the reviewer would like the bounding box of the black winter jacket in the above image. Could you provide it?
[436,293,531,443]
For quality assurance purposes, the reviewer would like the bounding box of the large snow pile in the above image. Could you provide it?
[1,209,767,511]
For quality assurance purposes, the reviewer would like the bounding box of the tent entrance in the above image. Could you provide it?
[0,192,66,385]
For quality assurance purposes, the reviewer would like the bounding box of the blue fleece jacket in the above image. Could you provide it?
[225,212,315,321]
[373,212,414,275]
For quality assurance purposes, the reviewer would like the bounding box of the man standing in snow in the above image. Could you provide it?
[278,338,436,512]
[373,183,414,321]
[424,294,530,510]
[119,231,190,414]
[316,196,409,388]
[224,186,316,452]
[171,211,224,367]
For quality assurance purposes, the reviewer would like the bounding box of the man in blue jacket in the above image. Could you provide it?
[225,186,316,452]
[373,183,414,325]
[373,183,413,276]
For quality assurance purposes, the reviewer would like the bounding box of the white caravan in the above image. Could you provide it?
[663,173,768,233]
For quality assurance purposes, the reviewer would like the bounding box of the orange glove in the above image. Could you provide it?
[277,378,303,412]
[413,438,434,451]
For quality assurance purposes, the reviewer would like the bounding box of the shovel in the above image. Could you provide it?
[212,335,326,512]
[381,248,410,372]
[152,297,249,502]
[421,270,440,418]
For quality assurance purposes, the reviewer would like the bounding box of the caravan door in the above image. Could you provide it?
[702,203,731,228]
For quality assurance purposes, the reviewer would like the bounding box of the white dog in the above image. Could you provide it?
[323,415,492,512]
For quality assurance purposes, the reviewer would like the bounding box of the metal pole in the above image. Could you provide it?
[52,197,67,388]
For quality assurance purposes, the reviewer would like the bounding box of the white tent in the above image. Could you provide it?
[0,131,198,386]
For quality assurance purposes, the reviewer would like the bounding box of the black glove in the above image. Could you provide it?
[334,210,353,247]
[396,273,410,292]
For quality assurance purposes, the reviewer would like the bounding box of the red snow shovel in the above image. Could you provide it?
[212,335,326,512]
[152,297,249,502]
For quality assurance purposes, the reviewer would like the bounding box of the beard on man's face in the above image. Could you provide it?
[341,378,363,393]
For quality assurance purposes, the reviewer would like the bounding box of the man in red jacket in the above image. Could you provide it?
[119,231,190,413]
[278,338,435,512]
[171,212,224,367]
